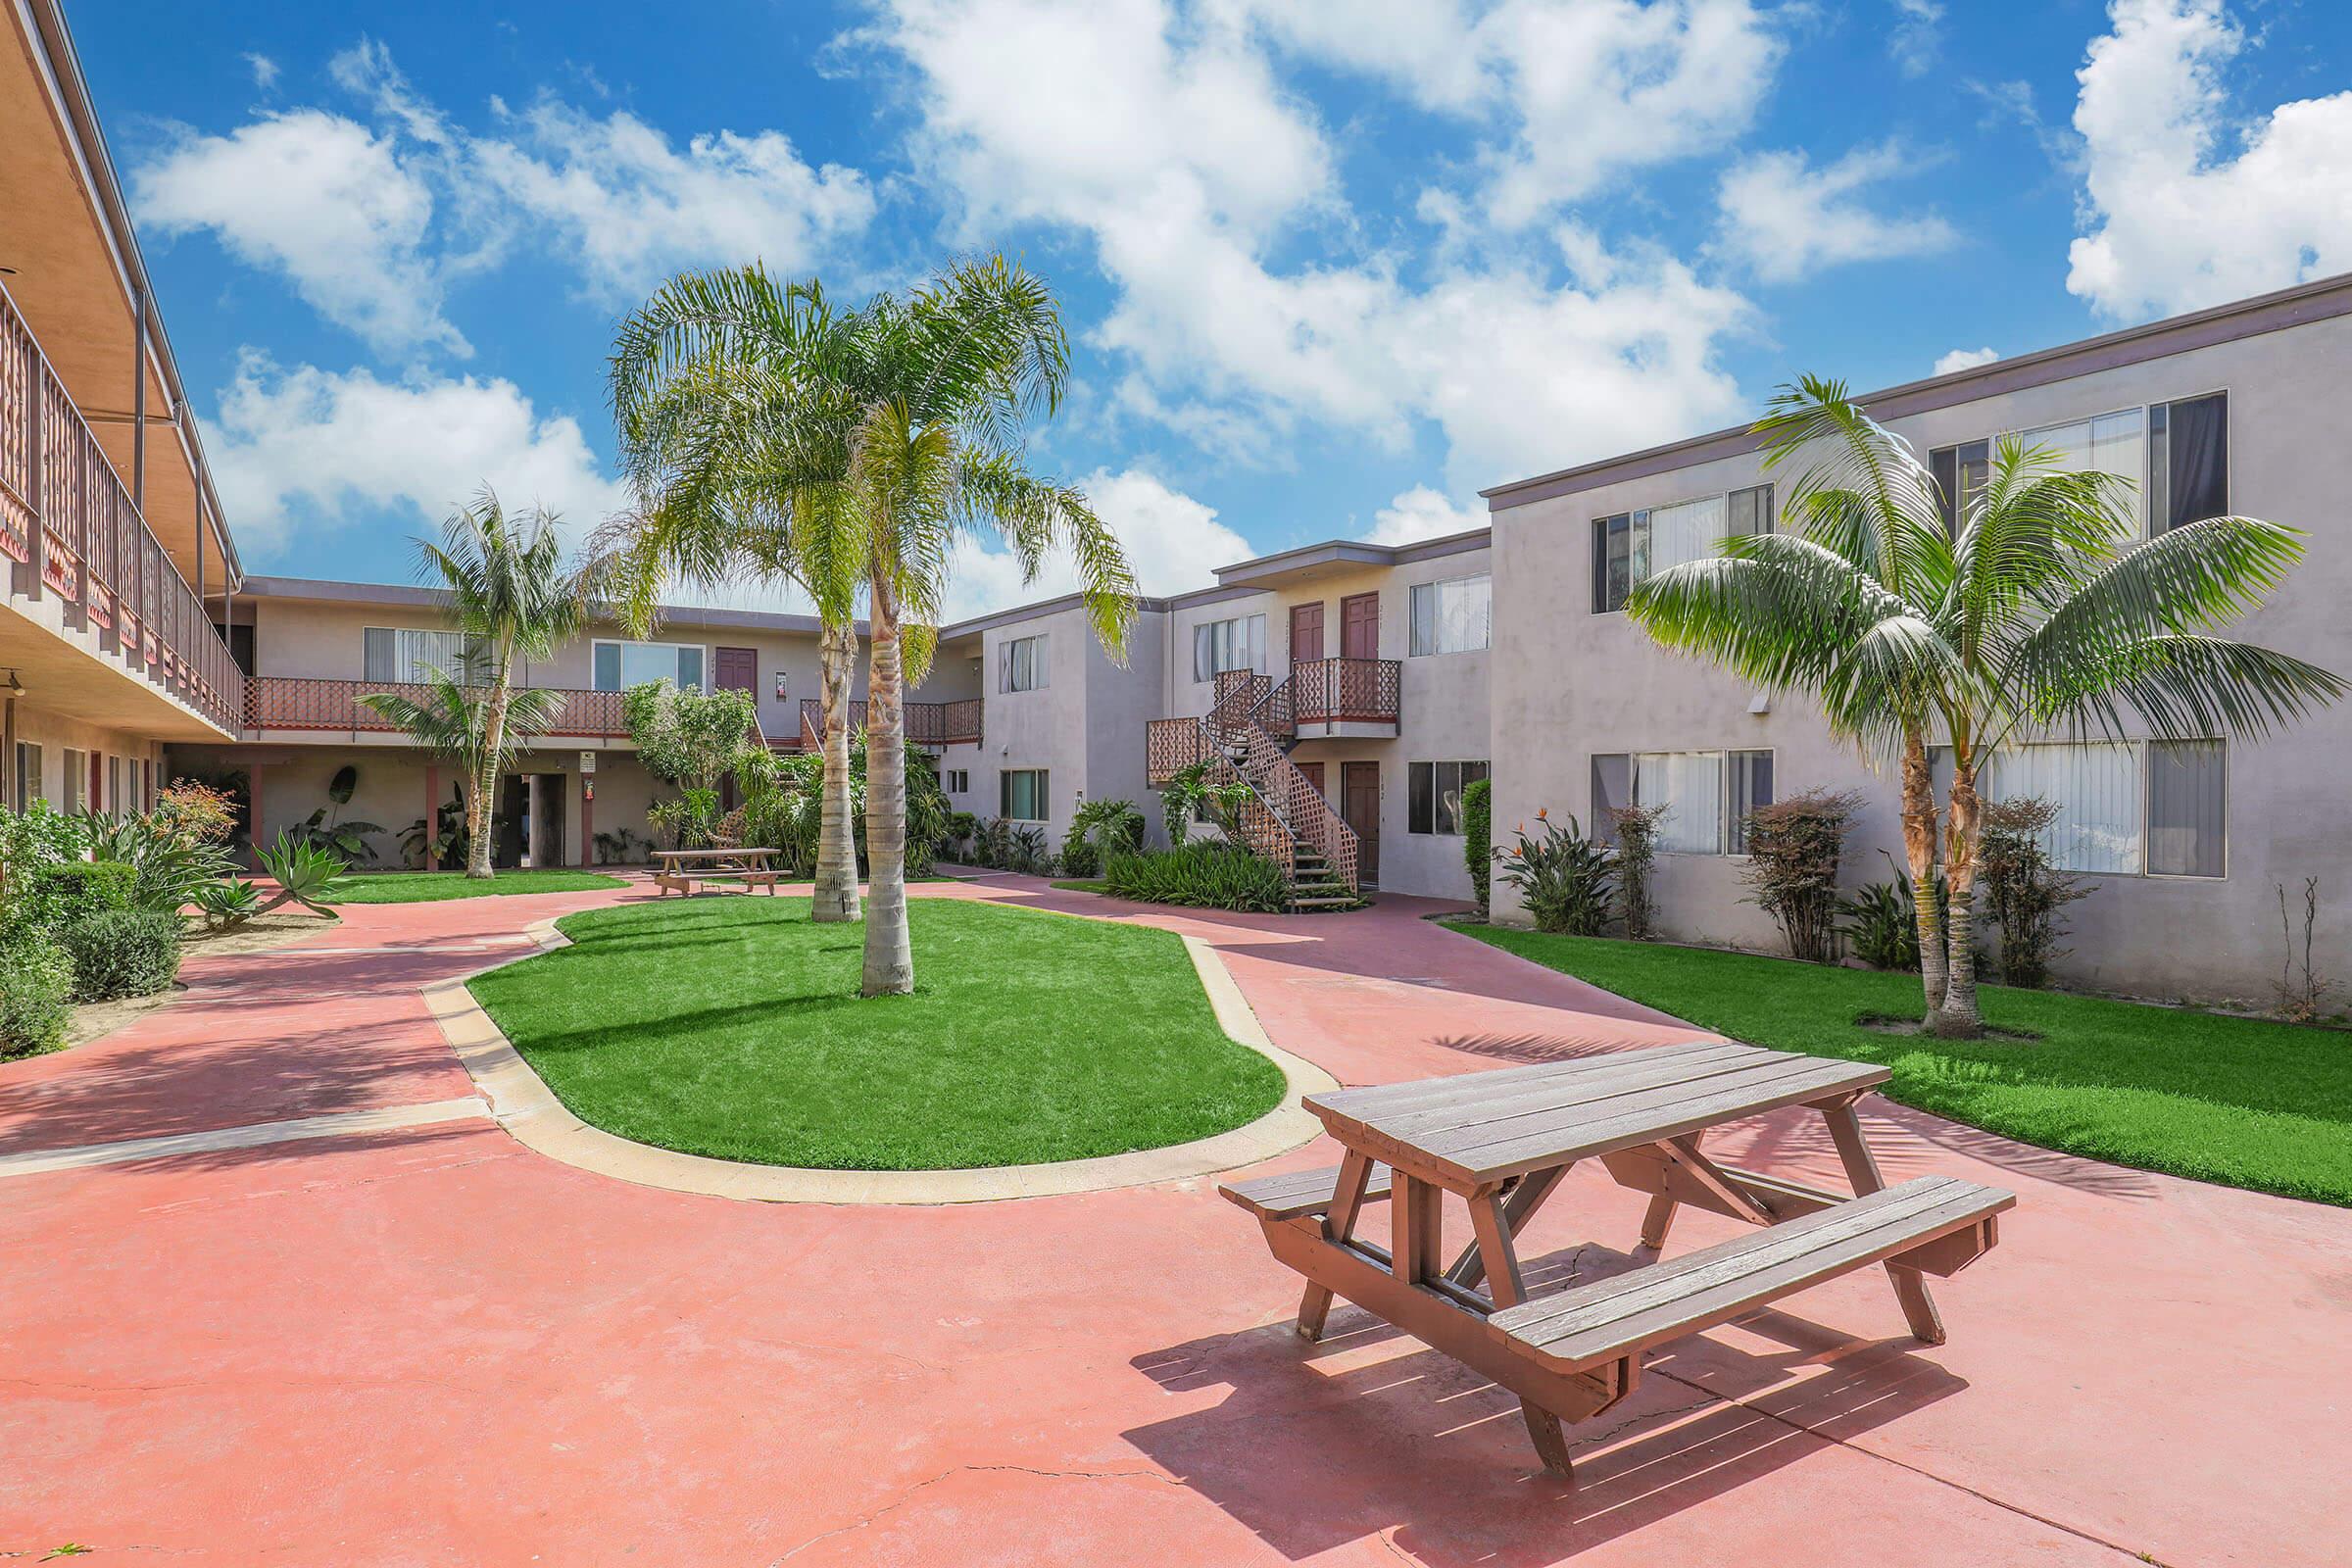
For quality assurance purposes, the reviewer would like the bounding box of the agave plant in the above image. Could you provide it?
[79,810,239,914]
[255,831,354,916]
[192,878,266,931]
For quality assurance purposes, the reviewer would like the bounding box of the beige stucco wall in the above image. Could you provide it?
[5,699,167,812]
[1489,313,2352,1001]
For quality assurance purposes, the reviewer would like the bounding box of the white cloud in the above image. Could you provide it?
[939,467,1253,623]
[132,110,466,357]
[1934,345,1999,374]
[1715,141,1956,282]
[1365,486,1486,545]
[2067,0,2352,319]
[207,351,627,555]
[1887,0,1942,78]
[245,52,280,90]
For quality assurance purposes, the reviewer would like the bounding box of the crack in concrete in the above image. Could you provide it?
[769,1462,1184,1562]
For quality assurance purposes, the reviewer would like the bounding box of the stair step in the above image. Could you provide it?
[1287,896,1363,910]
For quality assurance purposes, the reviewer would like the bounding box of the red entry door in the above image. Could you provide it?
[714,646,758,692]
[1342,760,1380,885]
[1289,602,1324,665]
[1340,593,1380,661]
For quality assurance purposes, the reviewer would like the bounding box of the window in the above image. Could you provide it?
[13,741,42,810]
[1591,485,1770,612]
[1193,613,1266,681]
[1000,634,1050,692]
[108,756,121,813]
[943,768,970,795]
[2148,391,2228,534]
[1409,575,1492,656]
[1975,742,2144,874]
[2146,739,2226,878]
[61,748,88,812]
[1000,768,1049,822]
[1408,760,1489,835]
[1930,440,1990,535]
[2024,408,2147,527]
[364,627,481,684]
[1590,748,1774,855]
[592,640,705,692]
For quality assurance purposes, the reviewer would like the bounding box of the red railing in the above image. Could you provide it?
[1289,657,1401,729]
[1144,669,1363,895]
[1,281,243,735]
[244,677,629,739]
[798,696,983,750]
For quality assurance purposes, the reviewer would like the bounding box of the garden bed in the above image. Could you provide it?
[332,869,629,904]
[468,896,1285,1169]
[1446,922,2352,1206]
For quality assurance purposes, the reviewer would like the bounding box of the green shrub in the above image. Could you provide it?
[1609,803,1667,940]
[60,907,184,1002]
[26,860,137,932]
[1979,796,2091,989]
[1461,777,1492,915]
[82,812,238,912]
[1840,873,1921,970]
[1060,836,1101,879]
[1,802,94,916]
[1740,789,1863,963]
[0,925,74,1057]
[1493,813,1615,935]
[193,879,266,931]
[1063,798,1145,880]
[1103,842,1287,912]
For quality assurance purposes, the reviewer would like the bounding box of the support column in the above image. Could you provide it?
[245,760,263,872]
[523,774,540,868]
[578,768,595,870]
[423,763,440,872]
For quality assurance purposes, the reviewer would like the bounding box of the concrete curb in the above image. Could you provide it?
[421,907,1334,1205]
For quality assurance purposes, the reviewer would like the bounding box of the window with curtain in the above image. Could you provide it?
[1591,753,1633,843]
[1193,613,1266,681]
[2148,391,2229,534]
[2021,408,2147,526]
[13,742,42,810]
[2146,739,2227,877]
[1407,760,1489,834]
[60,748,87,812]
[1408,575,1491,656]
[1000,634,1050,692]
[1728,749,1775,853]
[1592,486,1767,612]
[1001,768,1049,821]
[1930,439,1990,535]
[365,627,479,684]
[1984,742,2143,874]
[1726,482,1774,538]
[1635,751,1729,855]
[591,641,706,692]
[1643,494,1728,580]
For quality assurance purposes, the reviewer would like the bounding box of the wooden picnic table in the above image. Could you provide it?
[651,847,785,896]
[1221,1040,2012,1478]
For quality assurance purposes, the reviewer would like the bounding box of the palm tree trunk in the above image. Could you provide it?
[469,647,512,880]
[860,574,912,996]
[1898,731,1949,1026]
[813,616,861,923]
[1936,755,1984,1038]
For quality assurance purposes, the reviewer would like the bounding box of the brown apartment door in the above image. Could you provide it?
[1342,760,1380,886]
[1289,602,1324,664]
[1340,593,1379,661]
[714,646,758,693]
[1296,760,1325,798]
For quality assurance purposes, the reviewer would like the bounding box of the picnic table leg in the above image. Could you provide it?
[1638,1194,1678,1252]
[1446,1163,1569,1290]
[1466,1190,1576,1479]
[1822,1096,1946,1345]
[1296,1152,1375,1341]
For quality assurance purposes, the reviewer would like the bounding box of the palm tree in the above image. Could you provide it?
[363,490,586,878]
[1630,376,2340,1035]
[610,258,1136,996]
[359,669,568,872]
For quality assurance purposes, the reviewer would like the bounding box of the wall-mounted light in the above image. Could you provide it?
[3,668,24,697]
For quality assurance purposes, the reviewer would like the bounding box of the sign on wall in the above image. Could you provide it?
[579,751,597,773]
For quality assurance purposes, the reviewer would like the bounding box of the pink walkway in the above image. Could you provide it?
[1,873,2344,1566]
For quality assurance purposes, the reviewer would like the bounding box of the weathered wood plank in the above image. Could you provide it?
[1307,1039,1733,1121]
[1220,1161,1395,1221]
[1310,1042,1767,1143]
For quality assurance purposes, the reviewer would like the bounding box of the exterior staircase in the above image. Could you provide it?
[1147,669,1366,911]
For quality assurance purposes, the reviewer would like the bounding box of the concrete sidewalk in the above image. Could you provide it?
[1,873,2343,1565]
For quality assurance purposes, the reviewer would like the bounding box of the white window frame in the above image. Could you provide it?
[1408,574,1492,658]
[1193,613,1267,682]
[943,768,970,795]
[591,638,709,693]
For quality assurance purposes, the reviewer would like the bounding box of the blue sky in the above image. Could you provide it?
[73,0,2352,618]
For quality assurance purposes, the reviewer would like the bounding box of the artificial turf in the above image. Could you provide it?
[469,896,1286,1169]
[331,869,628,903]
[1446,922,2352,1206]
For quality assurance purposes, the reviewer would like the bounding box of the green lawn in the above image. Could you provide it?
[469,896,1285,1169]
[1446,923,2352,1207]
[333,869,628,903]
[1051,879,1108,894]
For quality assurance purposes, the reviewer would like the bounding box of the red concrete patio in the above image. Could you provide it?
[2,873,2345,1566]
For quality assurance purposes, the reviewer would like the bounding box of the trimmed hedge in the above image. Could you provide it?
[27,859,136,931]
[61,907,184,1003]
[1462,776,1492,915]
[0,926,74,1057]
[1103,842,1287,912]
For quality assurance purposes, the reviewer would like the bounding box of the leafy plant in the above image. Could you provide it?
[24,860,136,932]
[60,907,183,1002]
[291,763,386,863]
[1493,812,1615,936]
[193,878,266,931]
[1841,865,1922,972]
[1609,802,1668,940]
[255,831,353,916]
[1062,798,1145,878]
[1740,789,1862,963]
[0,801,93,914]
[81,811,238,913]
[153,779,238,844]
[1159,760,1255,848]
[1978,796,2092,989]
[1103,842,1287,911]
[1461,776,1492,916]
[402,785,470,870]
[0,925,74,1058]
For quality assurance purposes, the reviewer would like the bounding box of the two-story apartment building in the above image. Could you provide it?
[2,0,246,819]
[1484,271,2352,1000]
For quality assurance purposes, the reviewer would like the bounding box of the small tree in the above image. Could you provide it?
[1461,776,1492,916]
[1609,803,1668,940]
[624,681,759,849]
[1978,797,2091,989]
[1741,789,1861,963]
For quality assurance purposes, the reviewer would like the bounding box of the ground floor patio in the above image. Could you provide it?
[1,876,2343,1565]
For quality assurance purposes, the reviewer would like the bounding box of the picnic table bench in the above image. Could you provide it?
[1220,1040,2012,1479]
[651,848,785,897]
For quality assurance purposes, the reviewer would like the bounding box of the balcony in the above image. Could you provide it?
[797,697,983,751]
[1281,657,1401,737]
[244,677,630,741]
[0,283,242,736]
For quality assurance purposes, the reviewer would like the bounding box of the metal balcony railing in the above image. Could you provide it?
[244,676,630,739]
